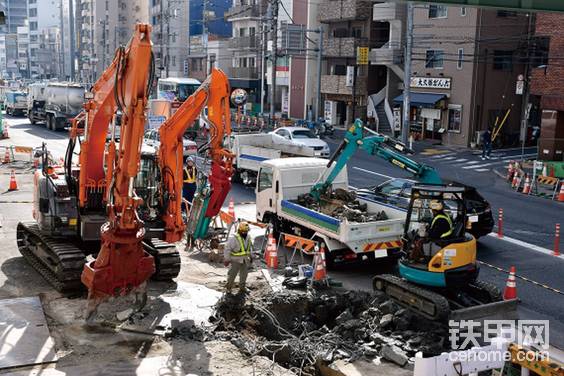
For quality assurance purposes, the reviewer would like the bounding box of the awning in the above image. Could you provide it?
[393,92,446,107]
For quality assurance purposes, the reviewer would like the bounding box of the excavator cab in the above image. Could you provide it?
[399,184,478,289]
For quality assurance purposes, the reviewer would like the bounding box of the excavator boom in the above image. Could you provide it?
[80,24,156,316]
[158,68,233,243]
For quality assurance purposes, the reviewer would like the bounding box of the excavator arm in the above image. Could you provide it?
[310,119,441,201]
[157,68,233,242]
[80,24,156,317]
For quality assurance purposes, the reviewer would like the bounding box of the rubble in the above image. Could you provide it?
[209,289,449,374]
[295,188,388,223]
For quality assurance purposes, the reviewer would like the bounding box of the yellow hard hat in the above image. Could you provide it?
[430,200,444,211]
[238,222,250,233]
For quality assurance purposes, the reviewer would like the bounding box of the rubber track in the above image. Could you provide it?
[17,221,85,292]
[467,280,503,302]
[373,274,451,321]
[142,238,181,281]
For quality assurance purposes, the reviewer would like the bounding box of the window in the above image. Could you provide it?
[29,8,37,17]
[258,167,273,192]
[30,22,38,31]
[460,7,466,16]
[172,56,176,66]
[448,105,462,133]
[275,129,290,138]
[493,50,513,71]
[497,10,518,17]
[351,27,362,38]
[532,36,550,68]
[249,27,255,36]
[425,50,444,69]
[457,48,463,70]
[248,57,255,67]
[428,5,447,19]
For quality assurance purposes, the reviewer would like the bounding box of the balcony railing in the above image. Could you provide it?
[225,4,262,19]
[321,75,367,96]
[229,36,259,49]
[318,0,372,23]
[229,67,259,79]
[373,2,405,21]
[369,42,403,65]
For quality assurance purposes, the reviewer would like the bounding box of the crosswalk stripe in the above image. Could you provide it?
[474,168,490,172]
[453,158,468,162]
[429,153,455,159]
[441,156,456,161]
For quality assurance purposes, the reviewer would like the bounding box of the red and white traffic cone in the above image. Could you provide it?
[522,174,531,195]
[558,182,564,202]
[554,223,561,257]
[3,148,10,164]
[503,266,517,300]
[511,172,519,189]
[497,208,503,238]
[312,245,328,284]
[228,198,235,220]
[8,170,18,191]
[265,233,278,269]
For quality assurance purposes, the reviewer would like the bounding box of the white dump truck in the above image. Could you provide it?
[229,133,316,185]
[255,158,406,265]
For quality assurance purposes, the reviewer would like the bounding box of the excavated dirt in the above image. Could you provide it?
[208,289,449,375]
[296,189,388,223]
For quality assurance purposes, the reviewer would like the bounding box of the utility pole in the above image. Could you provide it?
[269,0,278,122]
[159,0,165,78]
[165,0,171,77]
[315,27,323,121]
[260,8,267,115]
[401,1,414,145]
[69,0,75,80]
[520,13,535,161]
[203,0,209,75]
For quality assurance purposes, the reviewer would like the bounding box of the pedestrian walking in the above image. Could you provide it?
[224,222,253,294]
[182,157,197,211]
[481,128,492,160]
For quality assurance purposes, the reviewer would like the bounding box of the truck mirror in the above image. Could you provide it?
[84,92,94,100]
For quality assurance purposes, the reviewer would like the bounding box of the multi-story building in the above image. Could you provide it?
[149,0,189,78]
[4,0,28,34]
[401,5,529,147]
[530,13,564,161]
[34,27,62,78]
[16,26,29,78]
[78,0,148,83]
[225,0,266,110]
[0,34,18,78]
[28,0,61,78]
[187,35,231,82]
[319,0,404,128]
[189,0,231,37]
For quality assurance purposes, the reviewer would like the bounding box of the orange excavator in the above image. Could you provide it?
[17,24,234,315]
[17,24,174,295]
[157,68,233,244]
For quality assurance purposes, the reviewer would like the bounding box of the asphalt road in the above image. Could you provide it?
[2,115,563,349]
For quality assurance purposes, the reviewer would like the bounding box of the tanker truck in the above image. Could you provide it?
[28,82,85,131]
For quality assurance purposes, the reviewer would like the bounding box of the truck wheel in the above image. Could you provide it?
[47,115,54,131]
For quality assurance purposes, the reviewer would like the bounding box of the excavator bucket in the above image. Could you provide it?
[81,222,155,321]
[205,162,232,218]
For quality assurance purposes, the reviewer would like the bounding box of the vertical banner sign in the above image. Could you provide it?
[346,66,354,87]
[356,47,369,65]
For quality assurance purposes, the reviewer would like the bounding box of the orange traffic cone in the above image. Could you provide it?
[8,170,18,191]
[522,174,531,195]
[265,233,278,269]
[511,171,519,189]
[228,198,235,220]
[3,148,10,164]
[503,266,517,300]
[542,163,547,177]
[558,182,564,202]
[312,245,328,283]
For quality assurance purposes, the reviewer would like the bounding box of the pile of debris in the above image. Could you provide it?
[209,289,448,374]
[296,188,388,222]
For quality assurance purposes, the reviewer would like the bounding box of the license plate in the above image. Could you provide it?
[373,249,388,258]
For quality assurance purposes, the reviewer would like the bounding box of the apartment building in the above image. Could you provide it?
[16,26,29,78]
[530,13,564,161]
[4,0,28,34]
[0,34,17,78]
[319,0,404,128]
[28,0,61,78]
[401,5,529,147]
[150,0,189,78]
[78,0,148,83]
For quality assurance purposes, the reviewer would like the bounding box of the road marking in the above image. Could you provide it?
[352,167,394,180]
[440,156,456,161]
[474,168,490,172]
[453,158,468,163]
[487,233,563,259]
[429,153,455,159]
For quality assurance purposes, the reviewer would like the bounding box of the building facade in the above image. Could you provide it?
[78,0,148,83]
[404,5,529,147]
[530,12,564,161]
[16,26,29,78]
[319,0,404,128]
[28,0,61,78]
[150,0,189,78]
[4,0,28,34]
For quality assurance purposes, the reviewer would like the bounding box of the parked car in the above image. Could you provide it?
[143,128,198,157]
[269,127,330,157]
[356,178,494,239]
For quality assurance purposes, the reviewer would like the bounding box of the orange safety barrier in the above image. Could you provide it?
[282,233,318,255]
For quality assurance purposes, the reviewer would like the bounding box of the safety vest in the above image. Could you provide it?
[431,213,453,238]
[231,234,251,257]
[184,166,196,183]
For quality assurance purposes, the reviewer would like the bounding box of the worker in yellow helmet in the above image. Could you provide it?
[182,157,197,212]
[224,221,253,295]
[428,200,453,240]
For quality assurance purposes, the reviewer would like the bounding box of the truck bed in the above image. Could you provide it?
[280,197,405,253]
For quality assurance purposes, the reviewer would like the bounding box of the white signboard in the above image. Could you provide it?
[516,80,524,95]
[410,77,451,89]
[393,108,401,131]
[324,100,337,125]
[281,91,289,114]
[346,66,355,87]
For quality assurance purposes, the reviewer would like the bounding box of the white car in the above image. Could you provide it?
[270,127,330,157]
[143,129,198,156]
